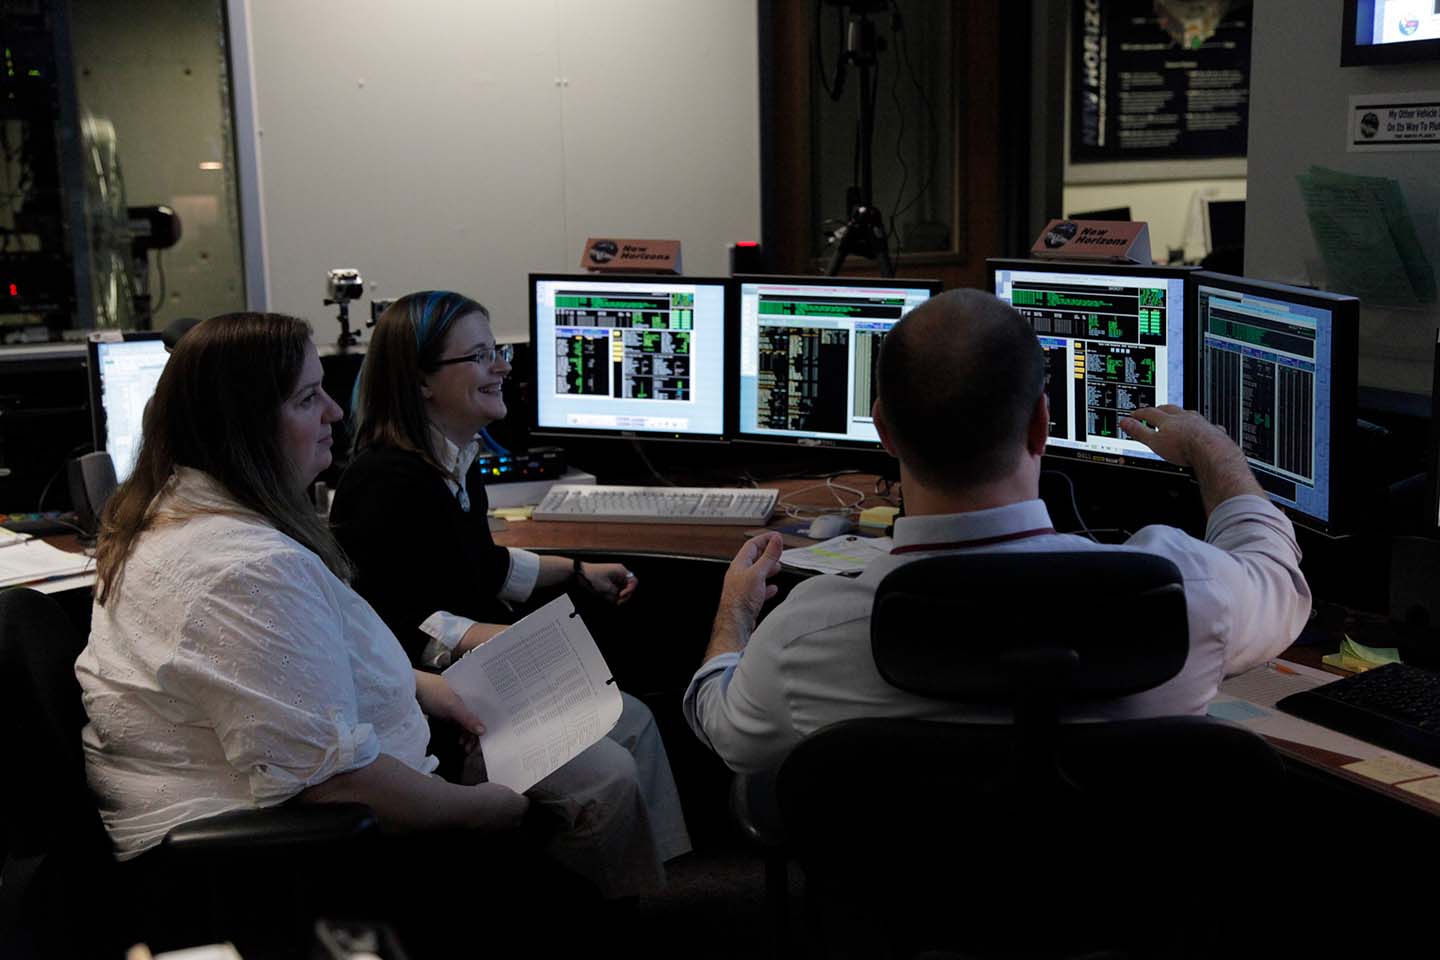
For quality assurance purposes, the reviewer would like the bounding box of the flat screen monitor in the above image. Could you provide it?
[529,274,729,441]
[731,275,941,450]
[1066,206,1132,222]
[1204,199,1246,253]
[1193,272,1358,534]
[87,332,169,484]
[1429,329,1440,531]
[988,259,1193,474]
[1342,0,1440,65]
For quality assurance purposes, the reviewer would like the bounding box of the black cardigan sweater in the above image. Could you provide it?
[330,445,516,665]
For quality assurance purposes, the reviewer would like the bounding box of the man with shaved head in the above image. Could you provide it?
[684,288,1311,774]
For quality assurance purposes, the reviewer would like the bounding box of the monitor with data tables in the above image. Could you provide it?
[87,332,169,485]
[1427,328,1440,532]
[988,259,1194,474]
[1192,272,1358,534]
[731,275,940,450]
[529,273,730,442]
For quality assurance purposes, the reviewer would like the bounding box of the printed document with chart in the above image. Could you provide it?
[442,594,621,792]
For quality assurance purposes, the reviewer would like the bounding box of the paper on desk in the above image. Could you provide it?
[1398,777,1440,803]
[1342,755,1436,785]
[1219,659,1334,709]
[1296,165,1436,306]
[1208,694,1388,760]
[780,535,893,575]
[442,594,621,793]
[0,538,93,587]
[1216,661,1440,786]
[1212,661,1390,759]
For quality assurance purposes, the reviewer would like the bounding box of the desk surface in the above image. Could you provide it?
[23,475,1440,820]
[492,474,898,559]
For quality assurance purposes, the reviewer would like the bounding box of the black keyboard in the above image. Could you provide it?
[1276,663,1440,769]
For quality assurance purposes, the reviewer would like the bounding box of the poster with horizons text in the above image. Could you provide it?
[1071,0,1252,164]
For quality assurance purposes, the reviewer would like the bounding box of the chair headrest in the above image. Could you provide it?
[871,551,1188,702]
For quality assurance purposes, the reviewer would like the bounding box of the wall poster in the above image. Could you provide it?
[1071,0,1252,164]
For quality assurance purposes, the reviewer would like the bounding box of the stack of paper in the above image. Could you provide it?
[0,539,94,588]
[1296,165,1436,306]
[780,534,894,576]
[443,594,620,793]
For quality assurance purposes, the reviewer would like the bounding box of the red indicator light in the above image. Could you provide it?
[7,284,15,296]
[735,241,759,247]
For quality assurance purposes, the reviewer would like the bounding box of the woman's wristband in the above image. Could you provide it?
[571,557,586,589]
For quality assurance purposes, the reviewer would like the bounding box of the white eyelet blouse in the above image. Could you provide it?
[75,468,437,860]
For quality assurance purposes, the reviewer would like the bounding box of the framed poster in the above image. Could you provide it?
[1070,0,1252,166]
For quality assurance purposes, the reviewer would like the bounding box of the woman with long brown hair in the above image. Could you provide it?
[76,312,663,903]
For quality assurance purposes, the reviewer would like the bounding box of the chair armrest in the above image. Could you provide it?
[159,802,378,856]
[730,770,786,848]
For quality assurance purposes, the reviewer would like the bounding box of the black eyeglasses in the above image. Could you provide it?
[431,344,514,368]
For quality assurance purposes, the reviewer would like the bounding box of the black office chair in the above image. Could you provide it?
[773,552,1287,959]
[0,587,379,958]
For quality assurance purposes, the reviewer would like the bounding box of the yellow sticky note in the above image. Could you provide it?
[1397,777,1440,804]
[1343,755,1436,785]
[1322,651,1389,673]
[859,505,900,528]
[492,507,533,521]
[1338,635,1401,666]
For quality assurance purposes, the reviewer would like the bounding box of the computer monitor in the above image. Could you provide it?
[1204,199,1246,254]
[529,273,729,442]
[1192,272,1358,534]
[87,332,169,484]
[731,275,942,450]
[1428,329,1440,532]
[988,259,1193,474]
[1342,0,1440,66]
[1066,206,1132,222]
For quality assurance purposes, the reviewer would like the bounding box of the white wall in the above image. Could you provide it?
[1248,0,1440,396]
[234,0,760,341]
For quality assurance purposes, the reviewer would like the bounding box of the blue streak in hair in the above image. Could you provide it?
[410,290,471,353]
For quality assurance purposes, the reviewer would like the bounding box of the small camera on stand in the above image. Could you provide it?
[325,268,364,348]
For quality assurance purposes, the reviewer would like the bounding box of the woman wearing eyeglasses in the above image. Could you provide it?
[334,291,638,667]
[330,290,691,870]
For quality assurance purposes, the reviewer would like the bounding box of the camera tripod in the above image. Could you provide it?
[822,1,894,278]
[327,299,359,349]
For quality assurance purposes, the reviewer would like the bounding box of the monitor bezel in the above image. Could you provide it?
[527,272,733,444]
[1190,270,1359,536]
[728,273,943,452]
[1428,329,1440,533]
[987,257,1198,477]
[86,331,168,465]
[1341,0,1440,67]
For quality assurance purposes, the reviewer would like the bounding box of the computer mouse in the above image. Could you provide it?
[805,514,855,539]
